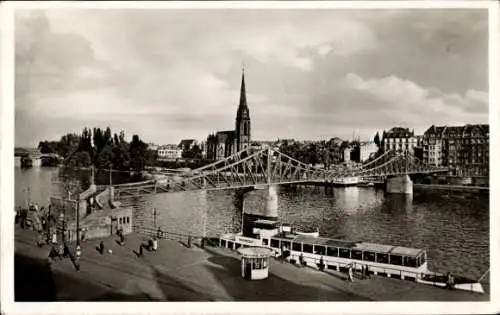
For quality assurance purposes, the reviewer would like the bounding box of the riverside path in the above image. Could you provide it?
[15,227,488,302]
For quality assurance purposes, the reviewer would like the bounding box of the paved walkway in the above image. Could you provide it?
[14,228,489,301]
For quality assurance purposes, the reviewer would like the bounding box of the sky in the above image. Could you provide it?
[14,8,489,147]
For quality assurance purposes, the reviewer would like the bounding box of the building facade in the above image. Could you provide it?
[422,124,489,176]
[157,145,183,161]
[359,141,378,162]
[206,70,252,160]
[382,127,417,153]
[422,126,446,166]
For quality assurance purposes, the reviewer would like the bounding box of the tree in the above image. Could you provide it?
[38,141,58,154]
[129,134,148,172]
[97,145,114,169]
[320,149,331,169]
[182,144,202,160]
[68,151,92,168]
[374,132,381,147]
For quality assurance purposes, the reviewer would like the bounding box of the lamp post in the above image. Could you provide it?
[76,192,81,247]
[152,208,158,234]
[59,212,65,255]
[109,163,113,186]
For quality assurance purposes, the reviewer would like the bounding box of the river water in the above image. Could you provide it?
[15,167,489,281]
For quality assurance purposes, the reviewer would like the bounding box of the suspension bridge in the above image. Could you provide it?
[111,147,448,198]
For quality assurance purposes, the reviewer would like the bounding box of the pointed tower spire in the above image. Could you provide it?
[239,66,247,109]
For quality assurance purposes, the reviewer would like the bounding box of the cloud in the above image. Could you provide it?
[14,8,489,147]
[344,72,488,121]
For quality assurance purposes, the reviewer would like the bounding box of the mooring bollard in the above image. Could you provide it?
[187,235,192,248]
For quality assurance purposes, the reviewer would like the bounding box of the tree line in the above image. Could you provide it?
[38,127,155,172]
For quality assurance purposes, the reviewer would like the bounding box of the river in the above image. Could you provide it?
[15,166,489,282]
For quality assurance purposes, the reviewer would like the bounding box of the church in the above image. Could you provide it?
[206,70,251,160]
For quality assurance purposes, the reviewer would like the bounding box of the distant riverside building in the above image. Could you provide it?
[359,141,378,162]
[157,144,183,161]
[147,143,159,151]
[422,126,446,166]
[178,139,199,152]
[206,70,251,160]
[423,124,489,177]
[382,127,417,153]
[343,147,352,162]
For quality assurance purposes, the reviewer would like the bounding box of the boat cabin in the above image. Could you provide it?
[265,234,428,276]
[252,219,280,239]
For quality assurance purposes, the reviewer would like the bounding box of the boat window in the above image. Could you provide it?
[327,247,338,257]
[351,250,363,261]
[363,251,376,262]
[339,248,350,258]
[282,240,291,249]
[292,242,302,252]
[235,243,241,250]
[404,256,417,268]
[227,241,234,249]
[254,258,263,269]
[263,259,267,268]
[262,238,269,246]
[376,253,389,264]
[303,243,313,253]
[314,245,326,255]
[389,254,403,266]
[270,238,280,248]
[221,240,226,248]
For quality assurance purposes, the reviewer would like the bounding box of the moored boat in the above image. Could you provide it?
[218,219,485,294]
[329,177,360,186]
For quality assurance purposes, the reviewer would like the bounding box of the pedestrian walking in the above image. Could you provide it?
[348,266,354,282]
[138,244,144,257]
[99,241,104,255]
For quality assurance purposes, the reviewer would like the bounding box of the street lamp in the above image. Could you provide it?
[152,208,159,233]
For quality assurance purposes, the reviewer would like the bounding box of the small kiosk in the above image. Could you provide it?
[237,247,274,280]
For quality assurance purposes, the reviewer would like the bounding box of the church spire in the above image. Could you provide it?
[239,67,247,109]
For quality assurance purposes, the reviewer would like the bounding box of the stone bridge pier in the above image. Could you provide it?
[385,175,413,195]
[235,185,279,237]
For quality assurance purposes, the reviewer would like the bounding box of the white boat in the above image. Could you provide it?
[330,177,360,186]
[219,220,485,295]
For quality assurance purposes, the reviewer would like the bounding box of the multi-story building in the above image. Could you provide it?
[157,145,183,161]
[422,124,489,177]
[443,125,489,177]
[382,127,417,153]
[422,125,446,166]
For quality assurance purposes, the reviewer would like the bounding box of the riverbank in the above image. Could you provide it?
[14,227,488,302]
[414,184,489,194]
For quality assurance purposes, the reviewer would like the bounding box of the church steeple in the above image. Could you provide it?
[235,67,251,152]
[237,68,249,119]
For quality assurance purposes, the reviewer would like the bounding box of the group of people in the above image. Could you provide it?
[346,264,370,282]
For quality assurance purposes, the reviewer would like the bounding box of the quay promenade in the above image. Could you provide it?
[14,227,489,302]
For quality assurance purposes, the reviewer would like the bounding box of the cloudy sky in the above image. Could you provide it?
[15,8,488,147]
